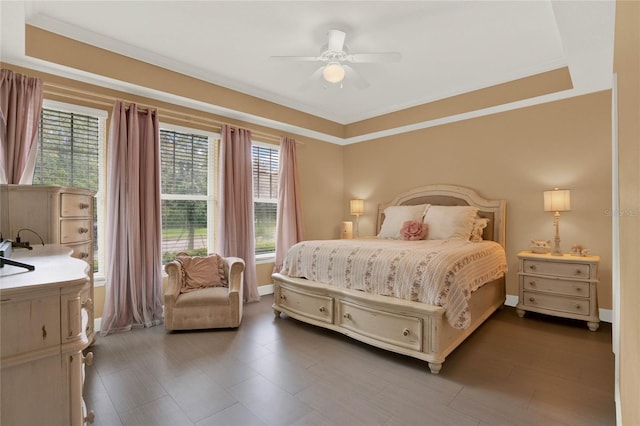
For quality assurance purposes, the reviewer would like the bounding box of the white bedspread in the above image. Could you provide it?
[280,239,507,329]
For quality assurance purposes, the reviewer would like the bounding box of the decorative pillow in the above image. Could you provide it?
[470,217,490,242]
[176,253,227,293]
[423,205,479,240]
[400,220,428,241]
[377,204,429,239]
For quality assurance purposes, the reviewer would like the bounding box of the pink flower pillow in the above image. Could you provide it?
[400,220,428,241]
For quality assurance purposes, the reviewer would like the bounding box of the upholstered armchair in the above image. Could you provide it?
[164,255,245,331]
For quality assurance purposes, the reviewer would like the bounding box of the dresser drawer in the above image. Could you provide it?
[523,259,590,279]
[522,291,590,316]
[278,286,333,324]
[522,276,590,298]
[338,300,422,352]
[60,220,92,244]
[60,194,92,218]
[1,295,61,358]
[67,242,92,262]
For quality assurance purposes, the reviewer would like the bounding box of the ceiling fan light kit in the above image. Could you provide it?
[271,29,401,89]
[322,62,345,83]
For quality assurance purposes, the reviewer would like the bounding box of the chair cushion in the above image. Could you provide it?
[175,286,231,307]
[176,253,227,293]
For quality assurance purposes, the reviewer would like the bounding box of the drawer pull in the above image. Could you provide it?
[343,313,351,320]
[575,287,582,292]
[42,325,47,340]
[575,304,582,310]
[280,294,286,301]
[79,227,89,234]
[83,351,94,366]
[574,269,582,275]
[529,281,536,287]
[80,252,90,259]
[84,410,95,424]
[402,329,410,337]
[529,297,536,303]
[529,265,537,271]
[319,306,326,313]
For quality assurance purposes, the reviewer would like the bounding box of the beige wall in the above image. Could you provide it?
[614,1,640,424]
[343,92,613,308]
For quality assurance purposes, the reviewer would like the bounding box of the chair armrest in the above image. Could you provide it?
[222,257,245,300]
[164,261,183,303]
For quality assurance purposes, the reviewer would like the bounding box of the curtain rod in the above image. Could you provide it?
[42,82,295,144]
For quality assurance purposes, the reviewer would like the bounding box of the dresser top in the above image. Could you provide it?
[0,244,88,293]
[517,250,600,263]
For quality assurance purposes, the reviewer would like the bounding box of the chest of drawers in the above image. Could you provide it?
[1,184,96,343]
[516,251,600,331]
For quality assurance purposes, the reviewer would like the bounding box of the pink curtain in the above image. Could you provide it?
[217,124,259,302]
[0,69,44,184]
[274,136,304,273]
[101,101,163,335]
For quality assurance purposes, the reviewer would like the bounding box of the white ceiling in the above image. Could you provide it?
[0,1,616,132]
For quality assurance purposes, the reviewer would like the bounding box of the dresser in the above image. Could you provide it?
[1,245,95,425]
[1,184,96,343]
[516,251,600,331]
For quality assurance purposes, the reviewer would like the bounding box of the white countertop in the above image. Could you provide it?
[0,244,88,292]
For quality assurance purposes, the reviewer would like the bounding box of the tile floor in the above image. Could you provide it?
[85,294,615,425]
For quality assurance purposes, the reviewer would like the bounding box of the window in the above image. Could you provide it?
[252,143,279,256]
[160,124,217,264]
[34,101,107,274]
[159,129,279,262]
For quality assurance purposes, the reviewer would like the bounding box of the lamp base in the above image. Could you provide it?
[551,212,563,255]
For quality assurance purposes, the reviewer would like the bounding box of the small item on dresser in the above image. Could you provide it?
[571,244,583,256]
[529,239,551,254]
[571,244,591,256]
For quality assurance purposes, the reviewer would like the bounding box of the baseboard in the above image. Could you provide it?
[504,294,612,323]
[92,289,611,331]
[259,283,274,296]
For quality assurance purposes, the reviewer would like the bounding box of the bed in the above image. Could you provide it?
[272,184,507,374]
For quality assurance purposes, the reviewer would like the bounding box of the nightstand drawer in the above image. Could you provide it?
[522,276,590,298]
[523,259,590,278]
[523,291,590,316]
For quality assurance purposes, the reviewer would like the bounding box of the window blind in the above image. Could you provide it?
[34,108,100,191]
[252,144,279,255]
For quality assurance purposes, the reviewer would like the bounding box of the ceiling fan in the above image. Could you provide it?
[270,29,401,90]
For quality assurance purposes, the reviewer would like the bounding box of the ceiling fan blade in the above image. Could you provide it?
[297,66,325,91]
[343,65,370,90]
[269,55,321,62]
[348,52,402,63]
[327,29,346,52]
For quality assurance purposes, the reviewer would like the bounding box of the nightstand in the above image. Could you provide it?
[516,251,600,331]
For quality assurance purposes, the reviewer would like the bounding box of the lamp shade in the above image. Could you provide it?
[350,198,364,216]
[544,188,571,212]
[323,62,345,83]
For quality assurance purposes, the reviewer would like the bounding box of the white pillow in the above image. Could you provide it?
[377,204,429,239]
[424,205,479,240]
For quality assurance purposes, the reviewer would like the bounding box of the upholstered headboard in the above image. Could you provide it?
[376,184,506,247]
